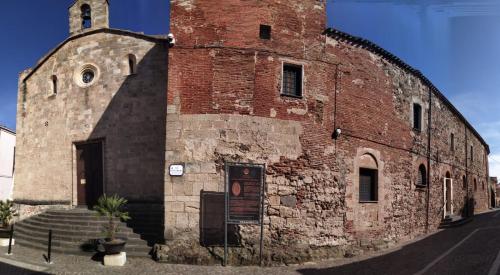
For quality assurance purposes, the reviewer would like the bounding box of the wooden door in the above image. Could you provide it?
[76,142,103,207]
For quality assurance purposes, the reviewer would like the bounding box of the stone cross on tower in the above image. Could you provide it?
[69,0,109,35]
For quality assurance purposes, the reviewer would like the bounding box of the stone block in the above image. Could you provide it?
[176,213,189,228]
[0,238,14,247]
[170,202,185,212]
[280,195,297,208]
[103,252,126,267]
[269,195,280,206]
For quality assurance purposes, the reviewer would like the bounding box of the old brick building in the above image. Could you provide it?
[13,0,490,264]
[161,0,490,264]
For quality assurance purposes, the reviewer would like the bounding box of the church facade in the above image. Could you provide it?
[14,0,490,264]
[14,0,168,213]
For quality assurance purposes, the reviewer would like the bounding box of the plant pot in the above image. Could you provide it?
[103,239,126,255]
[0,227,11,238]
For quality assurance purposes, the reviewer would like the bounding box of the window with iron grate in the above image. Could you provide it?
[417,164,426,187]
[359,168,378,202]
[282,64,302,98]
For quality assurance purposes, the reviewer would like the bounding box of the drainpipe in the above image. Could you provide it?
[425,89,432,233]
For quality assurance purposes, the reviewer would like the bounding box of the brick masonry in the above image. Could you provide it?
[160,0,491,265]
[12,0,491,265]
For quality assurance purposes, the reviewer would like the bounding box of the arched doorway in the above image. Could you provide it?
[444,171,453,218]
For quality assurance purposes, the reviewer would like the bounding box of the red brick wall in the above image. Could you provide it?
[167,0,490,254]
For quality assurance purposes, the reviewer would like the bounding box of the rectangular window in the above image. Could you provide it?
[359,168,378,202]
[413,103,422,131]
[282,64,303,98]
[259,24,271,40]
[471,146,474,162]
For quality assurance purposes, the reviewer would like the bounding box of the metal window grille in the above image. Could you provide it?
[359,168,378,201]
[417,165,426,186]
[282,64,302,97]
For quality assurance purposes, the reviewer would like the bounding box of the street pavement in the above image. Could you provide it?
[0,262,47,275]
[298,210,500,275]
[2,210,500,274]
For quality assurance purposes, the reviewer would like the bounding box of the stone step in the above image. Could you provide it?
[19,218,162,243]
[15,225,146,245]
[18,219,134,233]
[34,215,163,226]
[14,230,148,249]
[13,208,158,258]
[15,238,151,257]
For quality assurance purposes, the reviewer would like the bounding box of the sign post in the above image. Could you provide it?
[224,162,265,266]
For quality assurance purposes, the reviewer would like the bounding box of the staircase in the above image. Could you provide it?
[14,207,164,257]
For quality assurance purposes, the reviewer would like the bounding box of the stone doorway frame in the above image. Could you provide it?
[71,138,107,206]
[443,175,453,218]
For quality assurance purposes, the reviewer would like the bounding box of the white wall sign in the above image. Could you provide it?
[169,164,184,176]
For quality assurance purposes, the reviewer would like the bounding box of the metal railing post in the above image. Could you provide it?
[47,229,52,264]
[7,224,14,255]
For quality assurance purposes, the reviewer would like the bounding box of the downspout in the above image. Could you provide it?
[425,88,432,233]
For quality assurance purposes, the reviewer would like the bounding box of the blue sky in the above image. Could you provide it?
[0,0,498,176]
[328,0,500,177]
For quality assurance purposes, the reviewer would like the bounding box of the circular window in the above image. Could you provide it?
[74,64,100,87]
[82,70,95,84]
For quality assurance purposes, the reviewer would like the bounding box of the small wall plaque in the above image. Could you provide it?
[169,164,184,176]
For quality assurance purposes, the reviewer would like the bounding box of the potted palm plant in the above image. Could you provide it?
[94,194,130,255]
[0,200,16,238]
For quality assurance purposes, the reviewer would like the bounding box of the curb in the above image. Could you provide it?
[0,254,49,272]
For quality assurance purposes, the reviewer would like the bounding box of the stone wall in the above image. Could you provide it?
[14,30,168,207]
[69,0,109,35]
[162,0,490,265]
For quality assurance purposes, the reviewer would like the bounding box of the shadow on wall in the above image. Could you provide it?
[88,43,168,244]
[199,191,240,247]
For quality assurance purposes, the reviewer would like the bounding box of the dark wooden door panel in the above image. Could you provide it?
[76,142,104,207]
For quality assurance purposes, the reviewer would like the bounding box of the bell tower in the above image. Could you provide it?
[69,0,109,35]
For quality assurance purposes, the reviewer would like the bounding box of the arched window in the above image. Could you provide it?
[462,175,466,189]
[128,54,137,75]
[417,164,426,186]
[81,4,92,29]
[51,75,57,95]
[359,153,378,202]
[482,181,485,190]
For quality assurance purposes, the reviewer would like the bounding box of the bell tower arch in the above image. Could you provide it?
[69,0,109,35]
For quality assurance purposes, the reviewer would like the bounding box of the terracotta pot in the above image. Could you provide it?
[103,238,126,255]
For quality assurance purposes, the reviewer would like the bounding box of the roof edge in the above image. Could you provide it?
[324,28,490,153]
[0,125,16,135]
[22,28,167,82]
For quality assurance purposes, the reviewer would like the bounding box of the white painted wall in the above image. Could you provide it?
[0,128,15,200]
